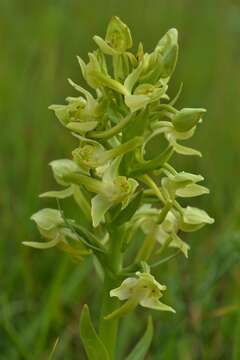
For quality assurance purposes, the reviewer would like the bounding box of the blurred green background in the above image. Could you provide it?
[1,0,240,359]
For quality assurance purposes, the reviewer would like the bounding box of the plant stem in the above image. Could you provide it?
[88,114,132,140]
[99,226,122,359]
[135,233,155,262]
[141,174,166,204]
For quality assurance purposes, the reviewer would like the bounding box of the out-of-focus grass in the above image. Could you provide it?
[0,0,240,358]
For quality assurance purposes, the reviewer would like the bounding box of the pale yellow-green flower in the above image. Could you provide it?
[91,157,138,227]
[137,206,190,257]
[106,271,175,319]
[23,209,77,249]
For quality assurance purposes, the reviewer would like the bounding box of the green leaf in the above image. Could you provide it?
[80,305,110,360]
[126,316,153,360]
[113,192,142,225]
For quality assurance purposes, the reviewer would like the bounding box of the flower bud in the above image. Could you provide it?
[49,159,82,186]
[25,209,83,253]
[102,176,137,203]
[49,97,86,126]
[157,28,178,52]
[105,16,132,52]
[180,206,214,232]
[183,206,214,225]
[84,52,128,94]
[30,208,65,240]
[73,144,106,169]
[156,28,178,78]
[172,108,206,132]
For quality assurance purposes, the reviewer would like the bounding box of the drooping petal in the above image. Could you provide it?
[39,187,74,199]
[91,194,113,227]
[170,140,202,157]
[140,296,175,312]
[171,232,190,258]
[22,237,60,249]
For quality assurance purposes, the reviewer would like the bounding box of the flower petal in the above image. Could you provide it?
[91,194,113,227]
[110,278,138,300]
[176,183,209,197]
[31,208,63,231]
[22,237,60,249]
[93,35,118,55]
[171,140,202,157]
[39,187,74,199]
[183,206,214,225]
[125,94,149,112]
[67,121,98,133]
[140,296,175,313]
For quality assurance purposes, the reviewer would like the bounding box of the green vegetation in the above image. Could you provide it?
[1,0,240,359]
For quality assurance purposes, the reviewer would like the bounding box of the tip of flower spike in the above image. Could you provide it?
[168,28,178,39]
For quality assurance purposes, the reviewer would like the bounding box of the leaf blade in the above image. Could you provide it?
[80,305,110,360]
[126,316,153,360]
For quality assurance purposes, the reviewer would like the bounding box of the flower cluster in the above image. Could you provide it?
[26,17,214,318]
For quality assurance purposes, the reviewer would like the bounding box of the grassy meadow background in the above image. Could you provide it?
[1,0,240,358]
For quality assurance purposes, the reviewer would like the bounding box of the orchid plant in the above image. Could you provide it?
[25,17,214,359]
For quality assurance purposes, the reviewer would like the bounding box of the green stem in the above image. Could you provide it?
[88,114,132,139]
[141,174,166,204]
[106,136,143,159]
[135,233,155,262]
[150,250,180,268]
[72,185,91,220]
[99,226,123,359]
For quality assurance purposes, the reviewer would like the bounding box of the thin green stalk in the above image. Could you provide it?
[135,233,156,262]
[72,185,91,221]
[150,250,180,268]
[1,317,31,360]
[99,226,123,359]
[141,174,166,204]
[88,114,132,140]
[154,236,173,257]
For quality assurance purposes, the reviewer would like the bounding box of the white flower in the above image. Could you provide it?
[140,209,190,258]
[109,272,175,313]
[49,78,105,134]
[49,159,83,186]
[161,171,209,201]
[23,209,77,249]
[150,121,202,157]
